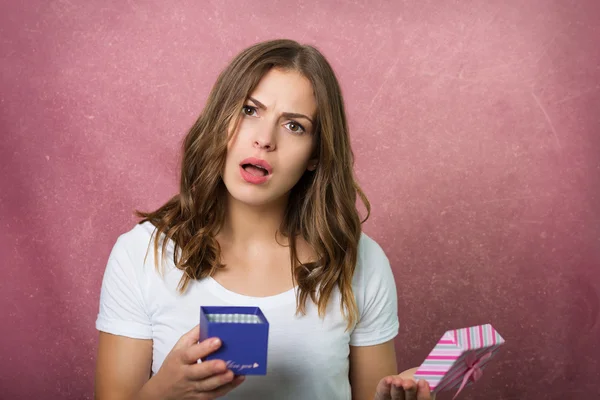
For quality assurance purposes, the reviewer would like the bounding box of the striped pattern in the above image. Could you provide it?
[413,324,505,393]
[206,313,263,324]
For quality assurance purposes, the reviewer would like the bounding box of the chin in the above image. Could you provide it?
[221,166,296,208]
[226,187,284,208]
[221,176,274,205]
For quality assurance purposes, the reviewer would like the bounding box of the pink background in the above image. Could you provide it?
[2,1,599,399]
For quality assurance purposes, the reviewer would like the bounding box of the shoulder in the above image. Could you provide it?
[105,221,173,276]
[353,231,397,307]
[357,232,389,261]
[349,231,399,344]
[96,222,159,338]
[355,232,393,285]
[110,221,164,259]
[115,220,157,246]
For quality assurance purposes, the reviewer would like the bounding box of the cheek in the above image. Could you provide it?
[226,116,245,150]
[280,146,313,175]
[226,130,238,152]
[226,125,246,156]
[224,142,240,175]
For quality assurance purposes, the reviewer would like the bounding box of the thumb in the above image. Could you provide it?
[174,324,200,349]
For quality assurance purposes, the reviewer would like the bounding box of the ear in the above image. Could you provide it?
[306,158,318,171]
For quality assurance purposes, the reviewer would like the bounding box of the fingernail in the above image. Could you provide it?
[211,338,221,347]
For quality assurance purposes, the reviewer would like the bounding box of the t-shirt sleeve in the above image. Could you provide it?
[349,236,399,346]
[95,234,153,339]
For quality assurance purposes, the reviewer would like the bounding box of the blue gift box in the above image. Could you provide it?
[199,306,269,375]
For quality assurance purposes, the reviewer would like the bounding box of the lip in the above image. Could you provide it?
[239,157,273,185]
[239,157,273,174]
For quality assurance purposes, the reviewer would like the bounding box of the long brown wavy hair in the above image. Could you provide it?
[137,39,370,329]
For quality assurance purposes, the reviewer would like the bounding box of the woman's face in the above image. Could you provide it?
[222,68,318,208]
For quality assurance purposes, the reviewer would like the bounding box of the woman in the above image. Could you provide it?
[95,39,433,400]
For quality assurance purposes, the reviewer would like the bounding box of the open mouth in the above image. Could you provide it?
[239,157,272,184]
[241,163,270,177]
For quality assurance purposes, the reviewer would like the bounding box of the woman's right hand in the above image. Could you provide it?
[143,325,245,400]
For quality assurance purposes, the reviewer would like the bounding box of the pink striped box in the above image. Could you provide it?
[413,324,505,398]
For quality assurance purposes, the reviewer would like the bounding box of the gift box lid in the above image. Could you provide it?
[413,323,505,394]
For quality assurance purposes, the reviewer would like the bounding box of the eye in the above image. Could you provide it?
[284,121,306,134]
[242,105,258,117]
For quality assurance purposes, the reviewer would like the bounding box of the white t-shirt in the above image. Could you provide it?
[96,221,399,400]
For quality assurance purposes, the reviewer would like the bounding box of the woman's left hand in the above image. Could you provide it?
[374,367,434,400]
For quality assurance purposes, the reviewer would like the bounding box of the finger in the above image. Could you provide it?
[390,377,405,400]
[402,378,417,400]
[180,338,222,364]
[399,367,419,380]
[186,358,228,381]
[181,337,222,364]
[202,375,246,397]
[375,376,394,400]
[416,379,433,400]
[173,324,200,349]
[193,369,236,392]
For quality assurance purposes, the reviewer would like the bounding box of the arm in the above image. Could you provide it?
[94,233,244,400]
[348,237,433,399]
[349,341,427,400]
[95,327,245,400]
[95,332,154,400]
[349,236,401,399]
[95,232,158,399]
[349,340,398,400]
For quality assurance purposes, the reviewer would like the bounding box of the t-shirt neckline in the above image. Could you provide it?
[205,276,297,308]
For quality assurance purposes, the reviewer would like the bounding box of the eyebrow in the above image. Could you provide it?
[248,96,315,125]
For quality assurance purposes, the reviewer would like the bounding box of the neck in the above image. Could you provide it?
[219,194,289,247]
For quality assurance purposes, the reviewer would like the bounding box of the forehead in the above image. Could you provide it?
[249,68,317,118]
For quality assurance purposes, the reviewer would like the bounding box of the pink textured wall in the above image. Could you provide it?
[1,1,599,399]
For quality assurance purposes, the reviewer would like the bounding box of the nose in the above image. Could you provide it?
[252,125,277,151]
[254,138,274,150]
